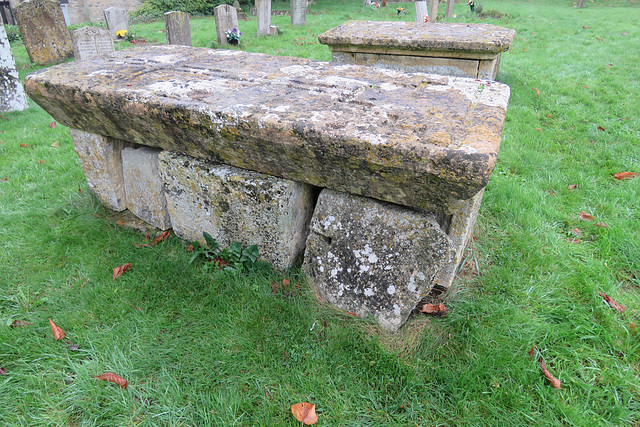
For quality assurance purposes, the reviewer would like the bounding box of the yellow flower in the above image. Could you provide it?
[116,30,128,38]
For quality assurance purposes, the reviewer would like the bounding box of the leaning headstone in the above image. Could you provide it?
[214,4,239,46]
[429,0,439,23]
[103,7,129,39]
[256,0,271,37]
[291,0,306,26]
[13,0,73,65]
[415,1,428,23]
[70,26,114,61]
[164,11,191,46]
[445,0,454,17]
[0,23,29,112]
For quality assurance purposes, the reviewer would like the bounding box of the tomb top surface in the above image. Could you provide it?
[319,21,516,54]
[25,45,510,214]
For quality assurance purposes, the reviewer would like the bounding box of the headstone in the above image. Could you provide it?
[233,0,241,9]
[0,23,29,112]
[577,0,586,7]
[269,25,278,36]
[429,0,439,23]
[415,1,428,23]
[13,0,73,65]
[291,0,306,26]
[445,0,454,17]
[103,7,129,39]
[214,4,238,46]
[256,0,271,37]
[70,26,114,61]
[164,11,191,46]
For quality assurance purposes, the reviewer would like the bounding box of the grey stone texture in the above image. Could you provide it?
[0,23,29,112]
[164,11,191,46]
[158,152,315,270]
[122,146,171,230]
[69,129,126,211]
[304,189,454,332]
[24,46,511,216]
[13,0,73,65]
[103,7,129,39]
[319,21,516,80]
[71,26,114,61]
[214,4,238,46]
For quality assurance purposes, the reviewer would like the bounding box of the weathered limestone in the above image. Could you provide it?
[0,23,29,112]
[304,189,454,332]
[71,26,114,61]
[159,152,315,270]
[69,129,126,211]
[319,21,516,80]
[164,11,192,46]
[415,1,428,23]
[24,46,510,216]
[103,7,129,39]
[291,0,306,26]
[13,0,73,65]
[256,0,271,36]
[122,146,172,230]
[429,0,439,23]
[214,4,238,46]
[445,0,455,18]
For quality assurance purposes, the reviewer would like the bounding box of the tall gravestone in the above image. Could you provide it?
[415,1,428,23]
[0,23,29,112]
[70,27,114,61]
[103,7,129,39]
[13,0,73,65]
[291,0,306,26]
[164,11,192,46]
[445,0,454,17]
[429,0,439,23]
[256,0,271,37]
[214,4,238,46]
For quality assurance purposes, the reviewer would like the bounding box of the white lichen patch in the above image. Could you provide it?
[318,76,368,90]
[387,285,396,295]
[364,287,374,297]
[448,77,510,109]
[379,82,400,91]
[148,79,230,97]
[279,65,316,76]
[150,54,181,64]
[87,69,116,77]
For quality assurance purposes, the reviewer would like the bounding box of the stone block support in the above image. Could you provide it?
[158,152,315,270]
[304,189,453,332]
[122,146,171,230]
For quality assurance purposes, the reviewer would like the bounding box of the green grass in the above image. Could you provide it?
[2,0,640,425]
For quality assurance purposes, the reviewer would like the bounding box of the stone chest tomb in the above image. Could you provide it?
[25,46,510,332]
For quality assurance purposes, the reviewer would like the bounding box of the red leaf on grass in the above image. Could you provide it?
[282,278,290,287]
[187,242,194,252]
[579,211,595,221]
[10,320,34,328]
[291,402,318,425]
[568,184,577,191]
[594,222,608,228]
[613,172,639,180]
[532,87,540,98]
[152,230,170,243]
[420,302,449,317]
[598,292,626,313]
[539,358,561,389]
[0,367,6,375]
[48,121,57,129]
[113,263,132,281]
[95,372,128,389]
[528,346,536,357]
[597,126,605,131]
[49,318,65,340]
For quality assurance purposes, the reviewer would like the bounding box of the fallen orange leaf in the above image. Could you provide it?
[420,302,448,317]
[113,263,132,281]
[10,320,34,328]
[579,211,595,221]
[187,242,194,252]
[152,230,171,243]
[568,184,577,191]
[539,358,561,389]
[533,87,540,98]
[49,318,65,340]
[291,402,318,425]
[594,222,608,228]
[528,345,536,357]
[613,171,639,180]
[95,372,128,389]
[598,292,626,313]
[282,278,290,287]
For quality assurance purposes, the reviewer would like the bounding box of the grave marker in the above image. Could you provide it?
[71,26,114,61]
[445,0,454,18]
[164,11,191,46]
[256,0,271,36]
[0,23,29,112]
[415,1,428,23]
[103,7,129,39]
[214,4,238,46]
[291,0,306,26]
[429,0,439,23]
[13,0,73,65]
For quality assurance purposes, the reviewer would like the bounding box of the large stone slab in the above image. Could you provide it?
[122,146,171,230]
[69,129,126,211]
[158,152,315,270]
[303,189,454,332]
[13,0,73,65]
[1,23,29,112]
[24,45,510,215]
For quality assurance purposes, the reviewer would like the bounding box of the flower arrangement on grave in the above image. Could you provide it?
[225,28,242,44]
[396,7,404,15]
[423,14,430,23]
[115,30,127,39]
